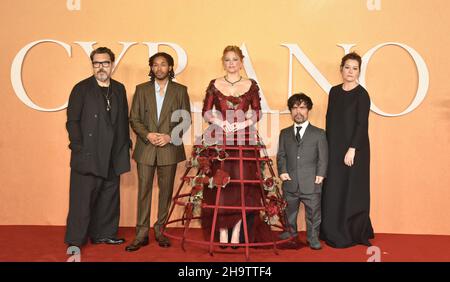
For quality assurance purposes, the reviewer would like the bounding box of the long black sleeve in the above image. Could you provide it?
[350,90,370,150]
[66,84,84,152]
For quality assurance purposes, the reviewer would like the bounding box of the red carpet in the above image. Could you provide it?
[0,226,449,262]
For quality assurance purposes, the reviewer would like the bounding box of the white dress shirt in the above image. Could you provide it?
[155,81,168,121]
[293,120,309,139]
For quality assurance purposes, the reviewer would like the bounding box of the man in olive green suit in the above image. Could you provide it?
[126,52,191,251]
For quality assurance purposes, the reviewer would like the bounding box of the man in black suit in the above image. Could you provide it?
[277,93,328,250]
[65,47,131,252]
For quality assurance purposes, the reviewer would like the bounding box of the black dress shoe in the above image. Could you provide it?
[231,246,240,250]
[279,240,300,250]
[67,245,81,255]
[306,239,322,250]
[219,245,228,249]
[91,237,126,245]
[125,237,149,252]
[362,241,372,247]
[157,236,171,248]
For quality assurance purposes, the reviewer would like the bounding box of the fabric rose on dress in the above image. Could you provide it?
[212,169,231,188]
[215,147,229,162]
[263,177,274,191]
[262,195,288,225]
[197,156,211,174]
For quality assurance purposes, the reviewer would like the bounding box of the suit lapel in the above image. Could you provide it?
[300,123,313,145]
[287,125,297,145]
[110,81,118,125]
[144,81,158,126]
[158,81,175,125]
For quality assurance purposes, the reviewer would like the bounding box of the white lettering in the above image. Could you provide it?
[359,42,429,116]
[11,39,71,112]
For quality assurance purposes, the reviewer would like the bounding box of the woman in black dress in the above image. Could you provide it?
[320,52,374,248]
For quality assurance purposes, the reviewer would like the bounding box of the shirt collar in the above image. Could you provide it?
[155,81,169,93]
[294,120,309,129]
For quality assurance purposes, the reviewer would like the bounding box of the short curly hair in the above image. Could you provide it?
[288,93,313,111]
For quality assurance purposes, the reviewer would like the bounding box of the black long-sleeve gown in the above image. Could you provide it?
[320,84,374,248]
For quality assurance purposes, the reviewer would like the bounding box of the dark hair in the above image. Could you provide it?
[148,52,175,81]
[288,93,313,111]
[90,47,115,62]
[340,51,362,70]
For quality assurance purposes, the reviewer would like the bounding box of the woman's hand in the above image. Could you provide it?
[222,120,234,133]
[231,119,253,132]
[344,147,356,167]
[212,118,234,133]
[217,119,234,133]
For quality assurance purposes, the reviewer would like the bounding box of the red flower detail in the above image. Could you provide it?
[191,185,203,195]
[207,149,217,158]
[191,174,210,189]
[213,169,231,187]
[197,156,211,174]
[264,177,274,188]
[217,150,228,161]
[266,205,278,217]
[200,176,210,184]
[266,196,279,216]
[192,145,206,157]
[265,196,287,217]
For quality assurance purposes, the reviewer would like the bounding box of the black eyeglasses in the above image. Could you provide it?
[92,61,111,68]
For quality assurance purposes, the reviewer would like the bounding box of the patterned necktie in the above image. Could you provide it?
[296,126,302,143]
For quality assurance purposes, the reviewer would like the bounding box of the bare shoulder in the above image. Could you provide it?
[235,78,253,94]
[214,76,226,84]
[239,77,252,87]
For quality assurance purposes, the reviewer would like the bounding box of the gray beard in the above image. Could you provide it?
[96,72,109,82]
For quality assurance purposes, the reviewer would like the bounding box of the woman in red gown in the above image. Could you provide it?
[199,45,273,247]
[164,46,289,258]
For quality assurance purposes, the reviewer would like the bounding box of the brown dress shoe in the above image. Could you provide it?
[125,237,149,252]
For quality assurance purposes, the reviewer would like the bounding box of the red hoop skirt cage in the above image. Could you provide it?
[163,130,293,260]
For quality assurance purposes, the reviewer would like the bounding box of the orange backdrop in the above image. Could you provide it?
[0,0,449,235]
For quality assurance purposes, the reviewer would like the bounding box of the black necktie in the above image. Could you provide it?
[296,126,302,143]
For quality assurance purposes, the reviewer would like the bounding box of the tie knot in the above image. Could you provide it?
[296,126,302,134]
